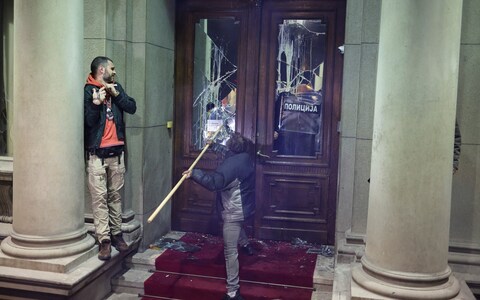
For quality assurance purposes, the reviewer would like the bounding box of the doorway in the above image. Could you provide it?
[172,0,345,245]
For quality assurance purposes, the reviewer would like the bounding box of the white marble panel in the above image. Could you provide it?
[461,0,480,45]
[125,0,134,43]
[336,137,357,234]
[340,45,361,138]
[145,45,175,127]
[345,0,363,45]
[450,144,480,245]
[356,44,378,140]
[124,127,144,216]
[140,126,173,249]
[350,139,372,236]
[84,0,106,39]
[131,0,147,42]
[361,0,381,43]
[126,43,148,128]
[146,0,175,50]
[457,45,480,145]
[106,0,127,41]
[142,126,173,214]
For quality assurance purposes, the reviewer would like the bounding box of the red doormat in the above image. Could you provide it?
[143,232,317,300]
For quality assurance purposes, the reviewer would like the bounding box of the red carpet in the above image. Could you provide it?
[143,232,317,300]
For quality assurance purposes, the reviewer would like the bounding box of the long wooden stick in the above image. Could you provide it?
[147,125,223,223]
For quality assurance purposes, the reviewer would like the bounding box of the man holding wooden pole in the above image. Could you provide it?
[182,132,255,300]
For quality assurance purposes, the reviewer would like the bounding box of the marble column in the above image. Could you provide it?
[352,1,463,299]
[0,0,95,259]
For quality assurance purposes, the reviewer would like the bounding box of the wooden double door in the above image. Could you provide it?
[172,0,345,245]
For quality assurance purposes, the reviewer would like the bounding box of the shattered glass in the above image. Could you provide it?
[150,237,201,253]
[192,18,239,150]
[273,19,327,156]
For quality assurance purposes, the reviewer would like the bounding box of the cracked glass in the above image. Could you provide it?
[273,19,327,157]
[192,18,239,150]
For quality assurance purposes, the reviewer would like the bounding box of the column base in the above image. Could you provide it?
[0,242,97,273]
[1,230,95,260]
[352,262,461,299]
[0,242,135,300]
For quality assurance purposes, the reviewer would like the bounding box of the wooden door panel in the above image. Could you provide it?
[173,0,260,234]
[264,177,328,220]
[256,170,330,240]
[173,0,344,245]
[254,0,345,245]
[182,181,216,215]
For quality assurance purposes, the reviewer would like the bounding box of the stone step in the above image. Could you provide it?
[111,230,336,299]
[110,249,164,297]
[125,248,164,271]
[111,268,150,295]
[104,292,141,300]
[313,252,335,292]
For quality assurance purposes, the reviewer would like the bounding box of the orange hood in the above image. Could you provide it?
[85,74,103,88]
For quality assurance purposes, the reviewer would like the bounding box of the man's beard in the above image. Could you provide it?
[103,74,114,83]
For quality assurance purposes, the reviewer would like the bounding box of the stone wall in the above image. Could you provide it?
[83,0,175,251]
[337,0,480,255]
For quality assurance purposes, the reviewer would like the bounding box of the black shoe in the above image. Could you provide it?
[111,233,129,252]
[222,290,244,300]
[98,239,111,260]
[241,243,254,256]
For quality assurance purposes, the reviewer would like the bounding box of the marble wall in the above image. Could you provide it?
[450,0,480,248]
[83,0,175,251]
[336,0,380,244]
[337,0,480,254]
[81,0,480,254]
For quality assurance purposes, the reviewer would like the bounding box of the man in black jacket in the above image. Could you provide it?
[84,56,137,260]
[183,133,255,300]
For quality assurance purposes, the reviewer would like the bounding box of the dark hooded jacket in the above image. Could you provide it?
[190,144,255,222]
[84,75,136,151]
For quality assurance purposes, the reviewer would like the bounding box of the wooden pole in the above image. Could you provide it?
[147,125,223,223]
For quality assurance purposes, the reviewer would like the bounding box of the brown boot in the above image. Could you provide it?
[111,234,129,252]
[98,239,111,260]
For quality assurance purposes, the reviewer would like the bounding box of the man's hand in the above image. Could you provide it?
[182,170,192,178]
[104,83,120,97]
[92,87,106,105]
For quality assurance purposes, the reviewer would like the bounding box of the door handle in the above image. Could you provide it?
[256,150,270,158]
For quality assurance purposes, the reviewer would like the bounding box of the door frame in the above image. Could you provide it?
[172,0,345,245]
[254,0,345,245]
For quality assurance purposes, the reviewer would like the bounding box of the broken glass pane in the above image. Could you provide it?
[192,18,239,150]
[273,19,327,156]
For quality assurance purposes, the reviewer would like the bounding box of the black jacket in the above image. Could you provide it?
[191,147,255,222]
[84,82,136,150]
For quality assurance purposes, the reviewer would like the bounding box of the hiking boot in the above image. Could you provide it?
[98,239,111,260]
[111,234,129,252]
[222,290,244,300]
[241,243,254,256]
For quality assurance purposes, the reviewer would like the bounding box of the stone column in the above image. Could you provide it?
[352,1,463,299]
[0,0,95,259]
